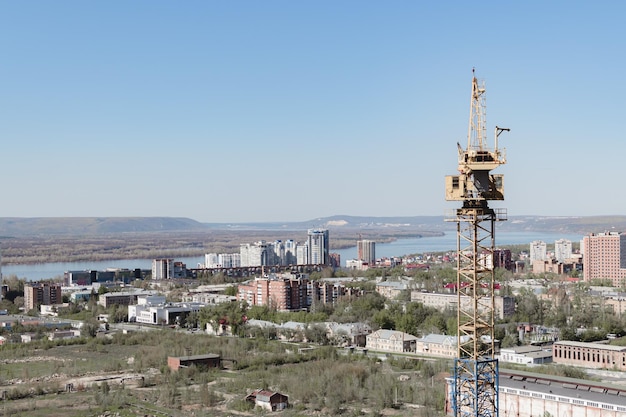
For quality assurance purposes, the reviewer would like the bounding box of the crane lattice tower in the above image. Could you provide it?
[445,70,509,417]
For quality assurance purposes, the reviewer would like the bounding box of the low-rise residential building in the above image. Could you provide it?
[70,290,93,303]
[414,333,459,358]
[245,389,289,411]
[326,322,372,347]
[182,292,236,304]
[516,323,559,344]
[375,281,407,299]
[366,329,417,353]
[98,290,157,308]
[346,259,369,270]
[411,291,515,320]
[499,344,553,365]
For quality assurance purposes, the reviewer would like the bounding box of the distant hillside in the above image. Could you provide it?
[0,217,208,236]
[498,215,626,235]
[204,215,448,231]
[0,215,625,237]
[206,214,626,235]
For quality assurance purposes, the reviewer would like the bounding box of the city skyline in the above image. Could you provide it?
[2,2,625,223]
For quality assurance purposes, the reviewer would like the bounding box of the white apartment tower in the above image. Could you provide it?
[219,253,241,268]
[296,244,308,265]
[554,239,573,262]
[271,241,285,265]
[284,240,297,265]
[152,258,174,279]
[205,253,219,268]
[529,240,547,262]
[206,253,242,268]
[307,229,329,265]
[240,241,273,267]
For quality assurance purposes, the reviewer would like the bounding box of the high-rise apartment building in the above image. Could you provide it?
[493,249,513,271]
[357,239,376,265]
[307,229,329,266]
[237,275,308,311]
[24,282,62,311]
[152,258,174,279]
[240,241,274,267]
[219,253,241,268]
[205,253,219,268]
[554,239,573,262]
[296,244,308,265]
[237,274,359,311]
[529,241,547,262]
[284,240,297,265]
[205,253,242,268]
[271,241,285,265]
[582,232,626,286]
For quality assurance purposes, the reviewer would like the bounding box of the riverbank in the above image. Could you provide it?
[0,230,444,266]
[2,231,583,281]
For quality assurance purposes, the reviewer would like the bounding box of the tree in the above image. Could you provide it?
[1,275,26,293]
[81,319,99,338]
[559,326,579,342]
[0,299,19,314]
[372,310,395,330]
[305,324,329,345]
[500,333,520,348]
[185,310,200,329]
[224,285,237,296]
[109,304,128,323]
[199,301,248,336]
[12,296,24,310]
[514,289,542,323]
[395,312,418,335]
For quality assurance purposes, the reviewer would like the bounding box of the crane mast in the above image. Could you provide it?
[445,71,509,417]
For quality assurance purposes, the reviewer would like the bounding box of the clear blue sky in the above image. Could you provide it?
[1,2,624,223]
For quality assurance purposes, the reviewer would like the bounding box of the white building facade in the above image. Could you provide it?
[555,239,573,262]
[529,241,547,262]
[307,229,329,265]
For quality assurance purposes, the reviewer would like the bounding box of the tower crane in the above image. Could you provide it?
[445,70,509,417]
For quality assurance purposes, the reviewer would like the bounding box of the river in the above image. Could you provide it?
[2,231,583,281]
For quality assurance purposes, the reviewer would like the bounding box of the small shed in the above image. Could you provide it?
[246,389,289,411]
[167,354,221,371]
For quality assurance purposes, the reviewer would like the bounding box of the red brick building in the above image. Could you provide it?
[24,282,62,311]
[583,232,626,286]
[237,275,357,311]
